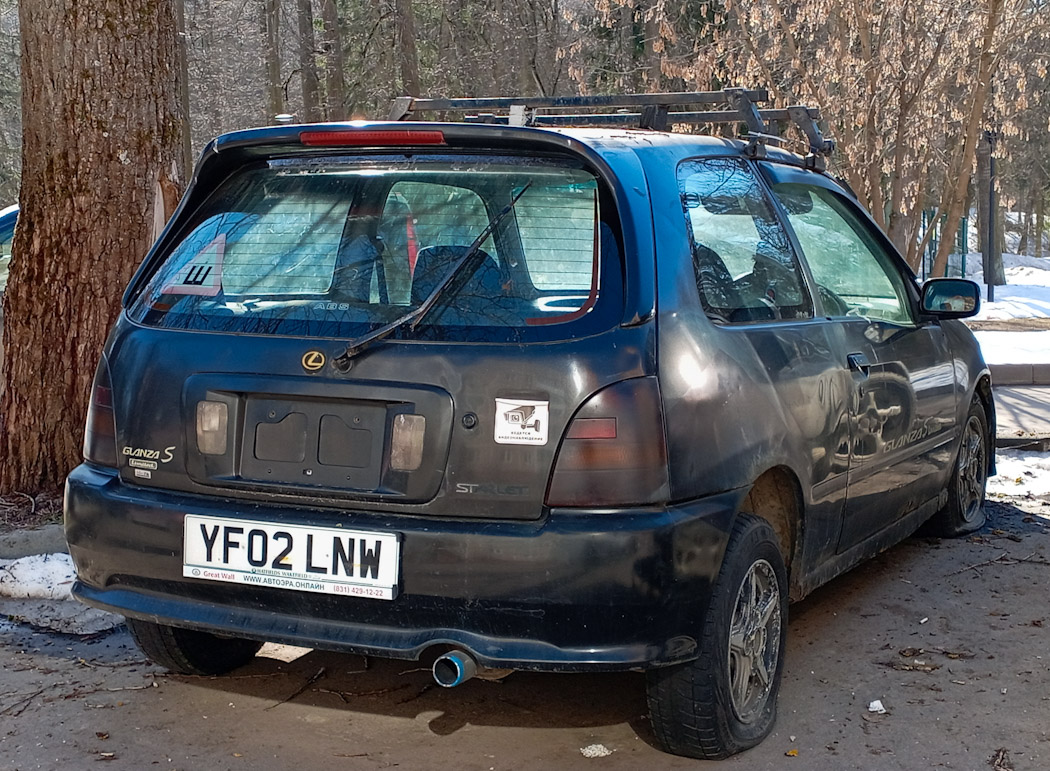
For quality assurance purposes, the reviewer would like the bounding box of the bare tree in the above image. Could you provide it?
[395,0,421,96]
[320,0,346,118]
[930,0,1006,277]
[0,0,183,492]
[263,0,284,120]
[296,0,322,121]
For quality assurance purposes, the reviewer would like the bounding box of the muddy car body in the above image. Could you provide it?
[65,92,993,759]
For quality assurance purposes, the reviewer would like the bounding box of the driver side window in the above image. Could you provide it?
[677,158,812,324]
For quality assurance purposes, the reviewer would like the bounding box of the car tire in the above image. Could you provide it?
[126,618,263,676]
[646,513,788,759]
[924,398,989,537]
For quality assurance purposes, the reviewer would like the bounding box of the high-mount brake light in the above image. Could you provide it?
[83,358,118,468]
[546,378,670,507]
[299,129,446,147]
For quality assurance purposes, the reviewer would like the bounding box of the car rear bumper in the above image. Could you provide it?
[65,463,741,672]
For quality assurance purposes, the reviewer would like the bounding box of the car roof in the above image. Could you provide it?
[204,121,821,173]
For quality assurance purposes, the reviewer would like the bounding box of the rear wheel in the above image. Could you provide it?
[126,618,263,675]
[925,398,989,537]
[646,514,788,759]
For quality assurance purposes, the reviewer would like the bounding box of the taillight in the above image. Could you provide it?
[299,129,446,147]
[83,357,118,467]
[546,377,670,507]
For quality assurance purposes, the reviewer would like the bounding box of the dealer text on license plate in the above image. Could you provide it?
[183,515,400,600]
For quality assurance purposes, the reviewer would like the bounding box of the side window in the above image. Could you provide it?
[772,184,913,324]
[678,158,812,323]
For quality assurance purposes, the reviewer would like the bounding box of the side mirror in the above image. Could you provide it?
[920,278,980,319]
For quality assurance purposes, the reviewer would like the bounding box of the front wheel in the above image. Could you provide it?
[126,618,263,676]
[925,397,989,536]
[646,514,788,759]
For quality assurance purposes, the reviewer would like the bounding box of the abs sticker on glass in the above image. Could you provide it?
[494,399,549,445]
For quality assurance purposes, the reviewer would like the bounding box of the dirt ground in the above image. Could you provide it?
[3,494,1049,771]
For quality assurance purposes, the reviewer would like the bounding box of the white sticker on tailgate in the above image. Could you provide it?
[494,398,549,445]
[183,515,400,600]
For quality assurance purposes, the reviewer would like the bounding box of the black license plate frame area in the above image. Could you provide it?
[242,397,386,490]
[182,514,401,600]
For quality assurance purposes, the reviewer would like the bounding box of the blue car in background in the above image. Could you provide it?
[0,203,18,329]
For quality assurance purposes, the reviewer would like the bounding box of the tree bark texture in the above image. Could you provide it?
[320,0,345,120]
[263,0,283,120]
[1,0,183,493]
[395,0,421,96]
[296,0,322,122]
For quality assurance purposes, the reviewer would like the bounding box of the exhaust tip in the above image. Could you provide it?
[432,650,478,687]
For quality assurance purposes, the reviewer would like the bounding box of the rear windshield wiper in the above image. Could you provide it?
[332,183,531,371]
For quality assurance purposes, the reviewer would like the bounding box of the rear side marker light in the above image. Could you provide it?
[299,129,446,147]
[390,414,425,471]
[196,400,229,455]
[83,359,118,468]
[566,417,617,440]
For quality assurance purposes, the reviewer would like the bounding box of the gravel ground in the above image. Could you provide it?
[2,493,1048,770]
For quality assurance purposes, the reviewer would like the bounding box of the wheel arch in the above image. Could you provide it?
[974,374,996,476]
[736,466,804,598]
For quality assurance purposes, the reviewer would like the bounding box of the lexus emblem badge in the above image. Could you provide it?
[301,350,326,372]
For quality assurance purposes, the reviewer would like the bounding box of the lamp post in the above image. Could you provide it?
[984,129,997,303]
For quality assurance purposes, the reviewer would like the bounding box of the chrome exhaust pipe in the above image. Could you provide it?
[432,649,478,687]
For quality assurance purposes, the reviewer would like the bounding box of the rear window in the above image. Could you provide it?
[129,154,622,343]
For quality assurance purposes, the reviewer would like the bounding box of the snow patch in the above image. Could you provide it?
[988,450,1050,497]
[0,552,76,600]
[973,330,1050,365]
[965,253,1050,321]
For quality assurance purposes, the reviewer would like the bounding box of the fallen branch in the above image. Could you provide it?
[396,683,433,704]
[265,667,326,710]
[160,671,288,681]
[0,687,47,717]
[57,680,159,701]
[948,552,1050,576]
[316,683,410,703]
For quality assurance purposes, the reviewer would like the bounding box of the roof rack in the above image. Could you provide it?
[388,88,835,168]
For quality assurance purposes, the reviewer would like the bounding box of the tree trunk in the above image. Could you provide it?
[1036,179,1046,259]
[296,0,322,122]
[976,133,991,271]
[930,0,1004,277]
[395,0,422,96]
[1,0,183,494]
[174,0,193,175]
[320,0,345,120]
[642,1,661,88]
[262,0,283,120]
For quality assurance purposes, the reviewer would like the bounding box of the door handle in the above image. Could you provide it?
[847,353,871,376]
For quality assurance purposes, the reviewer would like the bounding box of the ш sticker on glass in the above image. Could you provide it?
[494,398,549,445]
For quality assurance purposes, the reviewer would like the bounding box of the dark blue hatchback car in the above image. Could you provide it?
[65,91,993,759]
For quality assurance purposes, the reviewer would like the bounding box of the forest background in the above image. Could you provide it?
[0,1,1047,269]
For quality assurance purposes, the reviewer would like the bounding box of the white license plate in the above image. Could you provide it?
[183,515,401,600]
